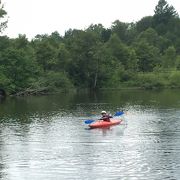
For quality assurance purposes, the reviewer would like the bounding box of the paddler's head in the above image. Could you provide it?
[101,111,106,116]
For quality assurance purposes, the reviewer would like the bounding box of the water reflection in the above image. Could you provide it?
[0,90,180,179]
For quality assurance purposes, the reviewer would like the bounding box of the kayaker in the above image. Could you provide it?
[99,111,112,122]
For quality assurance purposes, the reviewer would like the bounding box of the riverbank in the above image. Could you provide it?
[2,70,180,97]
[114,71,180,90]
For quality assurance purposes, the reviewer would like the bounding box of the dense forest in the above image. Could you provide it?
[1,0,180,95]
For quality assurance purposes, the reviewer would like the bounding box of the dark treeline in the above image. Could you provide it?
[1,0,180,95]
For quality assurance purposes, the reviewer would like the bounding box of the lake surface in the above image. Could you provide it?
[0,89,180,180]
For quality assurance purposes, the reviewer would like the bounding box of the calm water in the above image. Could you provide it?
[0,89,180,180]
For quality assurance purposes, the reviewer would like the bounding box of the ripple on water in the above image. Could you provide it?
[1,94,180,179]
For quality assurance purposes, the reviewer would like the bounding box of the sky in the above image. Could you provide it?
[1,0,180,39]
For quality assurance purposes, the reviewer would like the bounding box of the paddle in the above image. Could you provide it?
[84,111,124,124]
[84,119,95,124]
[114,111,124,116]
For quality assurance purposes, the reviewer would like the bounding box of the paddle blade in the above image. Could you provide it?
[114,111,124,116]
[84,119,95,124]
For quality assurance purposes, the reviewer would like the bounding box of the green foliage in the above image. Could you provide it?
[136,28,160,47]
[0,2,7,32]
[111,20,129,42]
[175,55,180,70]
[153,0,179,35]
[154,0,178,21]
[136,16,153,33]
[0,68,11,89]
[111,20,136,44]
[162,46,176,68]
[133,41,161,72]
[169,71,180,87]
[39,71,74,92]
[1,0,180,95]
[136,73,165,89]
[34,40,58,71]
[106,34,138,71]
[87,24,111,42]
[0,47,40,93]
[0,35,10,49]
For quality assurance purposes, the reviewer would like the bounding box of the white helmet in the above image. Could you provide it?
[101,111,106,114]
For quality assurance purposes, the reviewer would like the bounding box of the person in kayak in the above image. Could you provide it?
[99,111,113,122]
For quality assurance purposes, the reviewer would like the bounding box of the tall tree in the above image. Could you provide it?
[136,16,153,33]
[0,1,7,33]
[111,20,130,43]
[134,41,161,72]
[162,46,176,69]
[154,0,178,20]
[106,34,138,71]
[55,43,71,72]
[135,27,170,52]
[65,30,101,88]
[153,0,179,34]
[0,47,40,93]
[0,35,10,50]
[32,36,58,71]
[87,24,111,42]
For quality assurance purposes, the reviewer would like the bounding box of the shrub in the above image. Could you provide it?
[169,71,180,88]
[136,73,165,89]
[40,71,74,92]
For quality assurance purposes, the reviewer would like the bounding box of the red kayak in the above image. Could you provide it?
[89,119,123,129]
